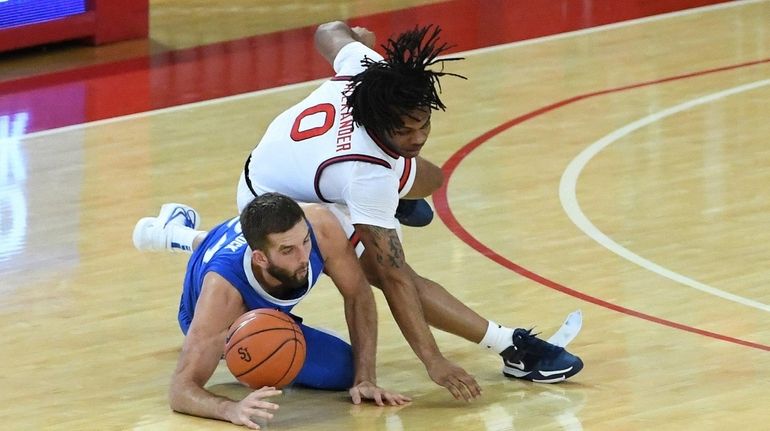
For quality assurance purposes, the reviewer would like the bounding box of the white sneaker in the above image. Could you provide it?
[157,203,200,230]
[132,203,200,252]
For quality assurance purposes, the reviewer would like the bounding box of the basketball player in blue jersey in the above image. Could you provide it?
[236,21,585,403]
[133,194,409,429]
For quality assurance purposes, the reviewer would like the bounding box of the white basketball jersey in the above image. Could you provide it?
[241,42,416,229]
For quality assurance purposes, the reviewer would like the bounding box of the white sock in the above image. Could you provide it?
[167,224,204,254]
[479,321,515,354]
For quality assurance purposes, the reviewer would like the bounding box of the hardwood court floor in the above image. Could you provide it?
[1,1,769,430]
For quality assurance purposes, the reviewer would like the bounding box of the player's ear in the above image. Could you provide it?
[252,249,269,268]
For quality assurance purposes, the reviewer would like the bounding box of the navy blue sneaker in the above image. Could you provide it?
[395,198,434,227]
[501,328,583,383]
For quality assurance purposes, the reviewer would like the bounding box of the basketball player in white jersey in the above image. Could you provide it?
[237,22,584,402]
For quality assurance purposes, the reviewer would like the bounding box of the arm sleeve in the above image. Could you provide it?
[333,41,385,76]
[343,163,400,229]
[394,156,418,197]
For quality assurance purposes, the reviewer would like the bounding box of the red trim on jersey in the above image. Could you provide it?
[314,155,392,203]
[398,157,412,193]
[349,230,361,248]
[366,128,400,159]
[331,76,353,81]
[291,103,336,141]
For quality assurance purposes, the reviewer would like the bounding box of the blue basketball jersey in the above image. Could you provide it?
[178,216,325,334]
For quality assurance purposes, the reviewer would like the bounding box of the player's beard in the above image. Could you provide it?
[266,262,309,290]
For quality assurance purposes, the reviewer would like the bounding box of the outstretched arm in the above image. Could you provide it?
[314,21,376,66]
[305,205,410,406]
[168,273,282,429]
[355,224,482,401]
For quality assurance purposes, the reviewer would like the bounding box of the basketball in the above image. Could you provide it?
[224,308,306,389]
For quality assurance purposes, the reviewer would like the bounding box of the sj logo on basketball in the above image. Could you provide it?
[238,347,251,362]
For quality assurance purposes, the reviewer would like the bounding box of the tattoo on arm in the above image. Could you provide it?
[366,226,404,269]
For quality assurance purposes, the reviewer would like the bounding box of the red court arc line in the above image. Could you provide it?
[434,57,770,352]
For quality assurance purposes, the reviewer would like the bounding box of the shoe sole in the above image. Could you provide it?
[132,217,157,251]
[503,359,584,383]
[503,367,566,383]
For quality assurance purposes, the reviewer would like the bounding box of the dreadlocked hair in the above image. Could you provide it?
[346,25,466,137]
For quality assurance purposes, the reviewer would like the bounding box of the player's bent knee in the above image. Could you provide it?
[293,324,354,390]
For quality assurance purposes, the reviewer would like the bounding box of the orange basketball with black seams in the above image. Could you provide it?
[224,308,306,389]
